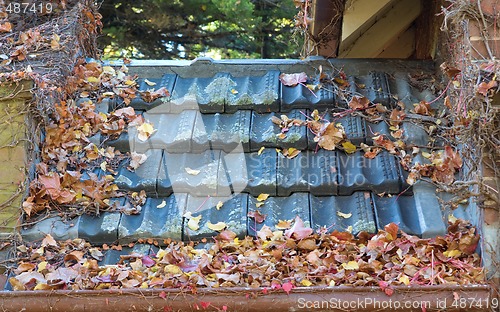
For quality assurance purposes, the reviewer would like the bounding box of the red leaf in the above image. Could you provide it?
[282,282,294,295]
[384,287,394,296]
[247,210,267,223]
[141,255,155,267]
[262,287,268,294]
[159,291,167,299]
[279,72,307,87]
[200,301,211,309]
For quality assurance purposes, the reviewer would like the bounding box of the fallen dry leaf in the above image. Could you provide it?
[341,141,356,154]
[247,210,267,223]
[279,72,307,87]
[348,96,370,110]
[256,193,270,202]
[137,122,155,141]
[185,167,201,175]
[128,152,148,171]
[207,222,227,232]
[216,201,223,210]
[337,211,352,219]
[317,122,345,150]
[284,216,312,240]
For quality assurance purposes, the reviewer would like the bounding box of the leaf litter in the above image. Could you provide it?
[8,218,484,291]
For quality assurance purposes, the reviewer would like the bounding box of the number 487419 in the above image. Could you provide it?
[6,2,53,14]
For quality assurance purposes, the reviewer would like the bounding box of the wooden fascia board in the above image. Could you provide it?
[340,0,395,51]
[339,0,422,58]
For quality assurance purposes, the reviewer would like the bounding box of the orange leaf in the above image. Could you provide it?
[0,22,12,33]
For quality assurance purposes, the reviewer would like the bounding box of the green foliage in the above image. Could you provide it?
[98,0,301,60]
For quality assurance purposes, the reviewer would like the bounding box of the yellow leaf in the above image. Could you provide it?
[255,202,265,208]
[257,146,265,155]
[399,275,410,285]
[50,34,60,50]
[37,261,48,272]
[102,91,115,97]
[144,79,157,86]
[301,279,313,287]
[275,219,291,229]
[156,200,166,209]
[207,222,227,232]
[137,122,155,142]
[185,167,201,175]
[341,261,359,270]
[34,283,51,290]
[257,193,270,202]
[100,161,107,171]
[443,249,462,258]
[311,109,320,121]
[165,264,183,275]
[87,76,99,83]
[346,225,353,233]
[187,214,202,231]
[140,282,148,288]
[422,151,432,159]
[102,66,115,75]
[337,211,352,219]
[230,89,238,94]
[448,214,457,223]
[216,201,223,210]
[342,141,357,154]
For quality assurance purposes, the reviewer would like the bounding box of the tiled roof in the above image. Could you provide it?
[20,59,476,250]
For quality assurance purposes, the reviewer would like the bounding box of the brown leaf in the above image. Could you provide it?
[440,62,461,79]
[217,230,237,241]
[389,109,406,126]
[414,101,433,116]
[0,22,12,33]
[444,145,462,169]
[41,234,57,247]
[348,96,370,110]
[139,87,170,103]
[384,223,399,241]
[297,238,316,251]
[476,80,498,96]
[318,123,345,150]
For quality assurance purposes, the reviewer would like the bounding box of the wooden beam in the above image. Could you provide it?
[340,0,394,52]
[415,0,444,59]
[339,0,422,58]
[309,0,345,58]
[377,25,416,59]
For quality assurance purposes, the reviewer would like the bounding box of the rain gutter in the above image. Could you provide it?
[0,285,494,312]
